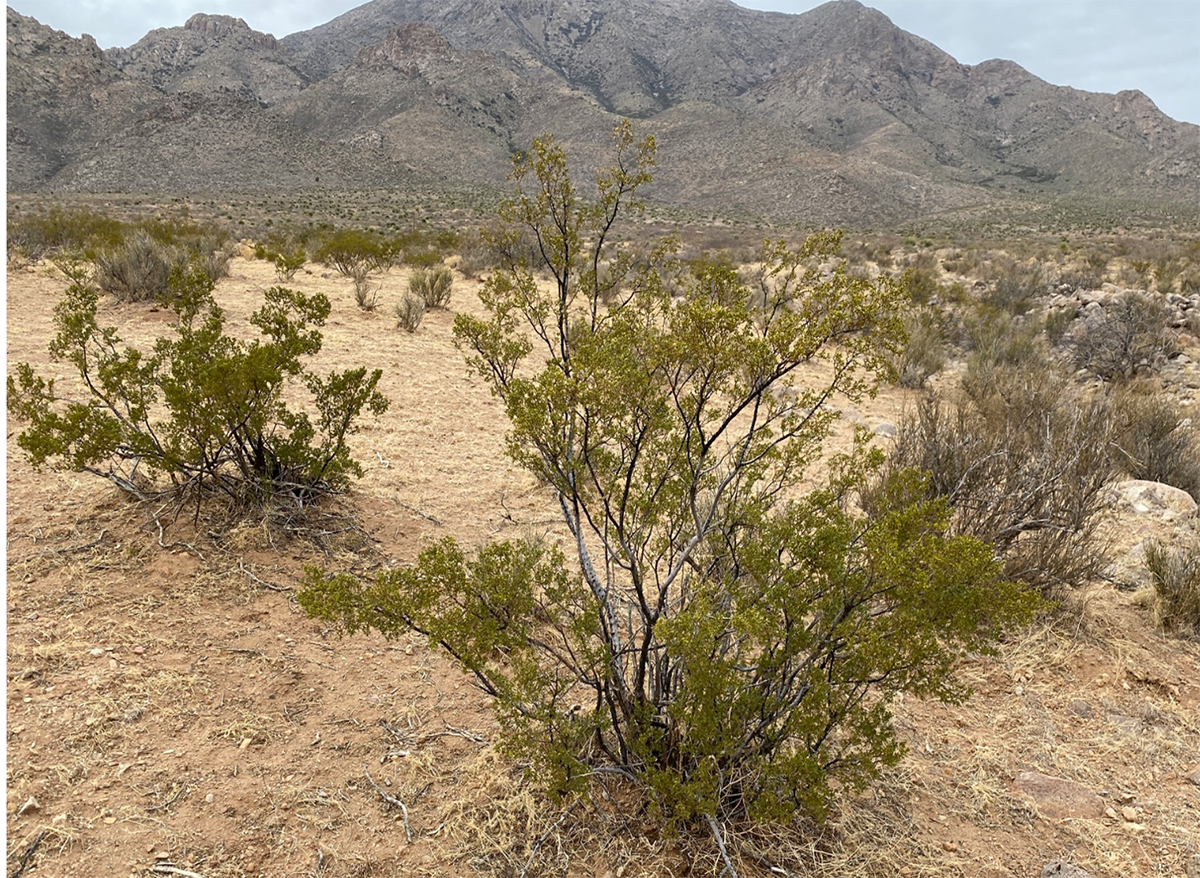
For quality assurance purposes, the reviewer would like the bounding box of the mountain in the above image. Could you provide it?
[105,13,310,106]
[8,0,1199,225]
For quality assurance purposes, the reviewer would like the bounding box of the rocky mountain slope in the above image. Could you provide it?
[8,0,1199,224]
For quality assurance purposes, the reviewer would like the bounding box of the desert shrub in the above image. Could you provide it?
[7,206,125,260]
[1109,385,1200,500]
[7,261,388,509]
[1145,534,1200,637]
[351,264,379,312]
[273,249,306,281]
[313,228,397,277]
[1154,258,1183,294]
[883,364,1116,596]
[1065,291,1176,381]
[984,256,1045,314]
[455,231,494,279]
[893,306,946,388]
[301,125,1038,842]
[394,293,425,332]
[1057,270,1102,292]
[93,231,183,302]
[903,266,942,305]
[409,265,453,310]
[960,307,1047,396]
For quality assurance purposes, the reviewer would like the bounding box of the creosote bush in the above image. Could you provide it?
[8,261,388,510]
[300,125,1039,839]
[409,265,453,309]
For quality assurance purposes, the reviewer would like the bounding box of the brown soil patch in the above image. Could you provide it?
[7,257,1200,877]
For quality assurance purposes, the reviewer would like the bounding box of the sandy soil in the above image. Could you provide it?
[7,256,1200,877]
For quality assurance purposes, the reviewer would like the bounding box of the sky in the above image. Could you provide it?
[9,0,1200,125]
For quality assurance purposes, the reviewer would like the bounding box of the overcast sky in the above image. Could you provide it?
[10,0,1200,125]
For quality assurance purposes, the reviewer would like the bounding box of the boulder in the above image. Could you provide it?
[1107,479,1198,522]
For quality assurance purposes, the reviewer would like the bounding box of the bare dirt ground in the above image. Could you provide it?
[7,255,1200,877]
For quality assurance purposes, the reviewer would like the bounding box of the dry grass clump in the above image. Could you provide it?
[1109,383,1200,501]
[1145,530,1200,637]
[409,265,454,310]
[394,293,426,332]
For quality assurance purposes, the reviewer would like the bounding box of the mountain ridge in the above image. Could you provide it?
[8,0,1198,225]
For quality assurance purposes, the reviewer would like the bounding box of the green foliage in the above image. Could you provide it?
[301,124,1038,828]
[312,228,398,277]
[409,265,453,310]
[8,262,388,508]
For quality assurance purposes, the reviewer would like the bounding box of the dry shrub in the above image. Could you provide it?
[984,256,1045,314]
[394,293,425,332]
[410,265,453,310]
[885,364,1115,595]
[1109,384,1200,500]
[892,307,945,389]
[1065,291,1176,381]
[94,231,180,301]
[351,264,379,311]
[1145,532,1200,637]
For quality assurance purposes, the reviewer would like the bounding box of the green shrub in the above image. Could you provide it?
[1145,534,1200,637]
[93,231,182,302]
[7,262,388,509]
[984,256,1045,314]
[301,125,1038,838]
[313,228,398,277]
[273,249,306,282]
[409,265,453,310]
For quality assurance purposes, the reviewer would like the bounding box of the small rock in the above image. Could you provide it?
[943,842,959,853]
[133,646,147,655]
[89,648,105,658]
[1067,699,1093,718]
[1105,806,1118,819]
[17,797,40,816]
[205,793,214,804]
[1042,862,1096,878]
[239,737,253,750]
[1121,806,1138,821]
[873,421,898,438]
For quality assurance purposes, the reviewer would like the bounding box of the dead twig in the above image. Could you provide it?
[153,515,206,563]
[10,829,47,878]
[35,529,107,557]
[146,782,186,813]
[708,814,741,878]
[149,866,206,878]
[238,561,292,593]
[363,765,413,843]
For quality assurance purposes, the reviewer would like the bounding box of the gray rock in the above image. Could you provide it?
[1107,479,1198,522]
[1186,766,1200,786]
[1067,699,1094,718]
[873,421,898,438]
